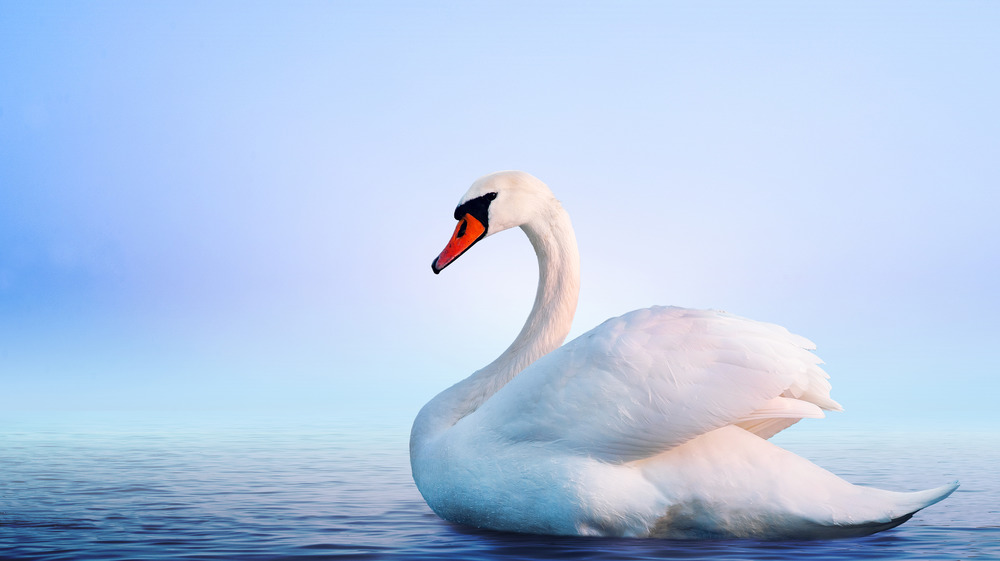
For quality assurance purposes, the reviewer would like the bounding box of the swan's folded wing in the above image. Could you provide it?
[469,306,840,463]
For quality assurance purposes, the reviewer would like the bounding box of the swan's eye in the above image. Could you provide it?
[457,219,468,238]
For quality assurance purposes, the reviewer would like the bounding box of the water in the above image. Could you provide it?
[2,412,997,560]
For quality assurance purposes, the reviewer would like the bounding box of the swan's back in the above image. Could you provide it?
[472,306,839,462]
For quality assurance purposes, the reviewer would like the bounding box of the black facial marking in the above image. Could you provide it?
[453,192,497,228]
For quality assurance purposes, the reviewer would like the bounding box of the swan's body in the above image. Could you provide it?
[411,171,957,539]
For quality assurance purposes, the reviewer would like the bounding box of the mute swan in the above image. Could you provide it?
[410,170,957,539]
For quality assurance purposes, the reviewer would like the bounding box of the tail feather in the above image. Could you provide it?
[812,481,960,539]
[888,481,960,517]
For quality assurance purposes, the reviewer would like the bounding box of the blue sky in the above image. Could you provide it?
[2,2,998,430]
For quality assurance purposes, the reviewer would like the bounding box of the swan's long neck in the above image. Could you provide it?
[489,205,580,381]
[412,202,580,443]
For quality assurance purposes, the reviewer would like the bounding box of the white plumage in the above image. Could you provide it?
[411,170,956,538]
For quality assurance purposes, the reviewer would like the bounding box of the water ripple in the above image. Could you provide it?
[1,414,996,560]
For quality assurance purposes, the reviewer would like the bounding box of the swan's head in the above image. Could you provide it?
[432,170,555,274]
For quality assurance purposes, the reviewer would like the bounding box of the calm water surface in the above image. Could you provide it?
[1,413,997,560]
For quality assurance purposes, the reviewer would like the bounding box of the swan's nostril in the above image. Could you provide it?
[456,219,468,238]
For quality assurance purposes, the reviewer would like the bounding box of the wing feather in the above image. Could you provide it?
[468,306,840,462]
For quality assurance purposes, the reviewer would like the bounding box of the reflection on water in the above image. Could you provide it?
[1,412,997,560]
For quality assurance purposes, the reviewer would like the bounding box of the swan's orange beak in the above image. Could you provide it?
[432,213,487,274]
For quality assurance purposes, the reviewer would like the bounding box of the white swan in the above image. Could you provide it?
[410,170,957,539]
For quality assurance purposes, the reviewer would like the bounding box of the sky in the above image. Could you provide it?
[1,1,998,431]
